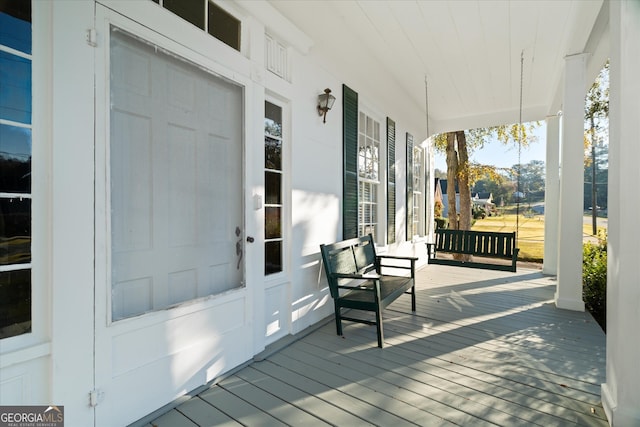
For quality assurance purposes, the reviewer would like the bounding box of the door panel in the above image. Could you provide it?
[94,11,252,426]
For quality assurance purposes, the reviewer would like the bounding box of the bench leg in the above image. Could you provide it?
[375,305,384,348]
[334,301,343,336]
[411,284,416,312]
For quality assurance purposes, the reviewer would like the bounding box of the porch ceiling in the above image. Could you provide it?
[269,0,607,135]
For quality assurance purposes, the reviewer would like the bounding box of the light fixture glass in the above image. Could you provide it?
[317,88,336,123]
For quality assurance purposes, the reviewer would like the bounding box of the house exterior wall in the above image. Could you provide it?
[442,193,461,220]
[0,1,429,425]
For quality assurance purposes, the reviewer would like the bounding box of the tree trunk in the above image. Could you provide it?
[455,131,472,262]
[445,132,458,229]
[456,131,472,231]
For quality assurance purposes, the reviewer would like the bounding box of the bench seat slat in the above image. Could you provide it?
[337,276,414,306]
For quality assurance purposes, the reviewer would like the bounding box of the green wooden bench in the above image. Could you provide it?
[320,234,417,348]
[426,229,519,272]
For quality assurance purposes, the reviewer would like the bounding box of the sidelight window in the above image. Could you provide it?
[265,101,284,275]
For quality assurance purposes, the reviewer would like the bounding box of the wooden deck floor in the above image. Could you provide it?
[134,264,608,427]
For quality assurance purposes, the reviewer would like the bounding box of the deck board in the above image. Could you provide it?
[267,350,426,427]
[149,409,198,427]
[272,344,462,426]
[175,397,243,427]
[217,375,331,426]
[287,338,529,426]
[315,328,603,425]
[249,360,378,427]
[134,265,608,427]
[198,384,287,426]
[235,366,352,426]
[323,322,607,426]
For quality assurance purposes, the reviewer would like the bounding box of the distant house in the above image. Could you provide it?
[438,178,461,217]
[434,178,444,215]
[473,192,496,215]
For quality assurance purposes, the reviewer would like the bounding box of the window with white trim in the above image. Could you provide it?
[358,112,380,239]
[412,146,424,237]
[0,2,32,340]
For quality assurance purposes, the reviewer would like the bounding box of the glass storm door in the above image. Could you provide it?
[94,15,252,426]
[109,28,244,319]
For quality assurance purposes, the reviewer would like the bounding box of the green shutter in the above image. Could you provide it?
[387,118,396,244]
[406,133,414,239]
[343,85,359,239]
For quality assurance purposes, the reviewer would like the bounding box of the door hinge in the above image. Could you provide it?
[86,28,97,47]
[89,389,104,407]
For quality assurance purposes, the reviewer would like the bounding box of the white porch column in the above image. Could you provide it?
[555,53,587,312]
[601,1,640,425]
[543,115,560,276]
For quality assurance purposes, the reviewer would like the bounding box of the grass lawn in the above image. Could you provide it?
[472,214,545,262]
[471,214,605,263]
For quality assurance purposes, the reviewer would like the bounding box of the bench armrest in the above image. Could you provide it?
[376,255,417,278]
[376,255,418,268]
[377,254,419,261]
[426,243,436,258]
[330,272,381,280]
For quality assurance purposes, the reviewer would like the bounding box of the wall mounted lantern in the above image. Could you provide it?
[317,88,336,123]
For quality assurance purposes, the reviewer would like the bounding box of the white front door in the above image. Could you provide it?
[94,8,253,426]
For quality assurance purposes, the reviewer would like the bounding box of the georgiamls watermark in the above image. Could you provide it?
[0,406,64,427]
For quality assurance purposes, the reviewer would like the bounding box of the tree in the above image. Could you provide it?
[515,160,545,202]
[434,122,540,231]
[473,175,512,209]
[584,60,609,234]
[583,144,608,209]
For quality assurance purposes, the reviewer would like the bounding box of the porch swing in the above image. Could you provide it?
[425,52,524,272]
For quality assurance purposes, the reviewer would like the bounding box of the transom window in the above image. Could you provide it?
[358,112,380,239]
[152,0,241,51]
[0,1,32,340]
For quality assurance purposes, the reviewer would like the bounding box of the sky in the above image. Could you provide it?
[433,122,547,172]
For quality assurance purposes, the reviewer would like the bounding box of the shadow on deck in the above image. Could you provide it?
[133,264,608,427]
